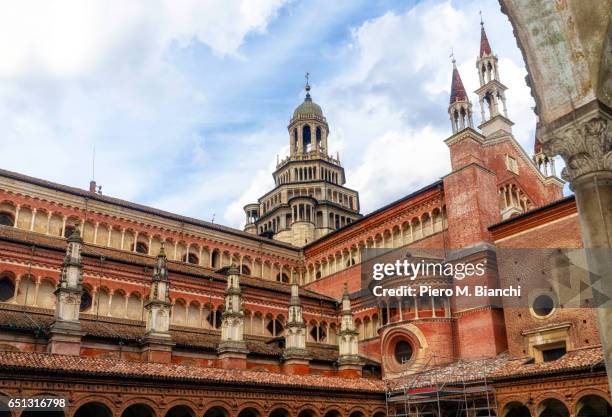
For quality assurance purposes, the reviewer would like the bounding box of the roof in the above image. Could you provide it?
[0,168,297,251]
[449,64,468,105]
[480,24,492,57]
[0,350,385,393]
[293,94,323,118]
[0,226,335,303]
[387,346,604,390]
[0,305,342,362]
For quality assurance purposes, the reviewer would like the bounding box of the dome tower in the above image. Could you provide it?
[244,74,361,247]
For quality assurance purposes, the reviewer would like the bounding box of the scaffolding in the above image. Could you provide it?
[385,355,499,417]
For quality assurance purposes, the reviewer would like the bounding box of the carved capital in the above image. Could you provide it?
[542,113,612,182]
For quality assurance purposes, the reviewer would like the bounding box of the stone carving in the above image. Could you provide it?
[542,114,612,182]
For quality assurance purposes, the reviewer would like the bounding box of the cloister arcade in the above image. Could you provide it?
[303,206,446,283]
[0,268,340,342]
[0,197,299,284]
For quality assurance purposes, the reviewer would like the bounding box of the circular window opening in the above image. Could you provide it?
[533,294,555,317]
[394,340,413,364]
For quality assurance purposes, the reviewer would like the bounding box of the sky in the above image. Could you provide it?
[0,0,549,229]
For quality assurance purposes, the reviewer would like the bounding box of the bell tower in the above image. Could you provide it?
[474,16,513,137]
[244,74,361,247]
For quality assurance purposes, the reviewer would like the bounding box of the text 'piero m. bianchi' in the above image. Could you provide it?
[369,259,521,298]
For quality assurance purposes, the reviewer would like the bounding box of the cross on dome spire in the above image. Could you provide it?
[304,72,311,99]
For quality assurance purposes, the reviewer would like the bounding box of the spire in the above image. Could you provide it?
[142,244,174,363]
[479,13,492,57]
[304,71,312,101]
[449,58,468,105]
[218,264,248,362]
[48,225,85,355]
[337,282,362,375]
[283,276,309,361]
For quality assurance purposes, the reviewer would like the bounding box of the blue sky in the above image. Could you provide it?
[0,0,547,228]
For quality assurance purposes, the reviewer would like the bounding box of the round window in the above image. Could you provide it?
[532,294,555,317]
[394,340,413,364]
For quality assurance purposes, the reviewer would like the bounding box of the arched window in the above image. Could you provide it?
[303,125,311,151]
[80,290,92,312]
[394,340,413,364]
[276,273,289,283]
[315,126,322,147]
[0,276,15,302]
[0,212,14,227]
[135,242,148,254]
[184,253,199,264]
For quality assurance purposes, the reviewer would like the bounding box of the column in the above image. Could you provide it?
[541,110,612,390]
[61,215,67,237]
[93,222,99,244]
[14,205,20,228]
[46,212,52,234]
[133,231,139,252]
[107,227,112,247]
[120,229,125,250]
[30,208,36,231]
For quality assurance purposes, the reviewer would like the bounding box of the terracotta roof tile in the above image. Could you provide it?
[0,351,384,393]
[480,25,492,57]
[0,305,341,360]
[387,347,604,390]
[449,65,468,105]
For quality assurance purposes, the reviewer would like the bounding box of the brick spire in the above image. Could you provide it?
[479,19,492,57]
[449,60,468,105]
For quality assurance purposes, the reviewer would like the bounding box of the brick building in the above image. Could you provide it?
[0,22,609,417]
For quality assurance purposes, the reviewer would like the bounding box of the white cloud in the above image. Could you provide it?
[0,0,287,210]
[228,0,540,217]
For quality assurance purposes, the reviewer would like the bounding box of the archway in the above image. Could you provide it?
[204,406,230,417]
[372,412,386,417]
[74,402,113,417]
[576,395,612,417]
[269,408,290,417]
[238,408,261,417]
[503,402,531,417]
[349,411,365,417]
[537,399,569,417]
[324,410,341,417]
[297,410,317,417]
[165,405,196,417]
[122,403,156,417]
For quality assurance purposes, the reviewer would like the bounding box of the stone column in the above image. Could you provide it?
[541,108,612,389]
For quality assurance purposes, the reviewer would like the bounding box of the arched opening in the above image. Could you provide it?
[238,408,261,417]
[165,405,196,417]
[135,241,148,254]
[538,398,569,417]
[303,125,312,152]
[270,409,290,417]
[0,212,14,227]
[276,273,289,283]
[75,402,113,417]
[297,410,317,417]
[324,410,342,417]
[349,412,365,417]
[0,274,15,302]
[80,289,92,312]
[576,395,612,417]
[503,402,531,417]
[241,265,251,276]
[121,403,156,417]
[204,407,230,417]
[372,412,386,417]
